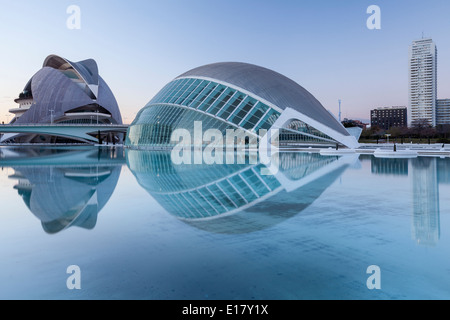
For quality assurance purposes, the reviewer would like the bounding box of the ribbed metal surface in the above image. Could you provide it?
[177,62,349,136]
[16,65,122,125]
[43,55,99,86]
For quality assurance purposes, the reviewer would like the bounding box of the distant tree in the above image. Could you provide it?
[423,127,436,144]
[398,126,411,144]
[436,124,450,141]
[387,127,402,139]
[368,125,381,134]
[371,126,385,144]
[360,128,372,140]
[411,118,432,142]
[387,126,409,144]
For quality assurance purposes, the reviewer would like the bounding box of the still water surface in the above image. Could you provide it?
[0,146,449,300]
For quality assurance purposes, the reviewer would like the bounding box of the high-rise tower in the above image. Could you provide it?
[408,38,437,127]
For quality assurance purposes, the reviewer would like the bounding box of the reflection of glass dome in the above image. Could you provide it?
[127,150,359,234]
[8,148,124,234]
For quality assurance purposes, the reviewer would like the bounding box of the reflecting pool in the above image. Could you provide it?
[0,146,449,300]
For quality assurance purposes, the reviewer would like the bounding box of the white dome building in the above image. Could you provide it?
[3,55,122,143]
[126,62,359,149]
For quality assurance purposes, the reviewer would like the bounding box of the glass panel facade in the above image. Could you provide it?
[217,93,245,120]
[175,79,202,105]
[278,119,336,145]
[254,110,281,132]
[167,78,189,104]
[126,104,238,148]
[126,77,341,149]
[198,85,225,111]
[228,97,257,125]
[241,102,270,130]
[207,88,235,115]
[183,80,207,106]
[190,82,217,109]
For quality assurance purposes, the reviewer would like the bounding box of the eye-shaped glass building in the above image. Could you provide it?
[125,62,359,149]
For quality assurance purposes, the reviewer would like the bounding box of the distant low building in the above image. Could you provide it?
[436,99,450,126]
[341,118,367,129]
[371,106,407,130]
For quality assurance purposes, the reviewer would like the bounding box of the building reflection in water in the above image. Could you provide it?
[1,147,124,234]
[411,157,440,247]
[370,155,443,246]
[126,150,360,234]
[371,157,409,176]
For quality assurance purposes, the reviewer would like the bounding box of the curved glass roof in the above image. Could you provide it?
[177,62,349,137]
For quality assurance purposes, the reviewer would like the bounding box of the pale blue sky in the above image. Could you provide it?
[1,0,450,123]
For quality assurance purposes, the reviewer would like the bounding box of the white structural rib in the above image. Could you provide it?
[261,107,360,149]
